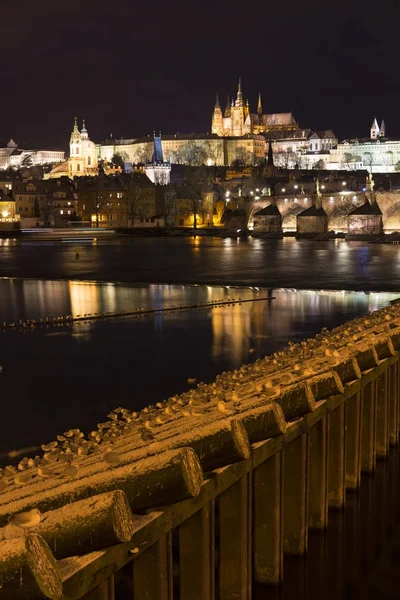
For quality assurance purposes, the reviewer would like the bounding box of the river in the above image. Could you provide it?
[1,236,400,290]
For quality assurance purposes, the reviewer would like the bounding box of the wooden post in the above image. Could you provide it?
[388,361,399,446]
[219,475,250,599]
[308,417,328,530]
[376,371,389,458]
[179,504,214,600]
[346,392,362,490]
[328,403,346,508]
[84,576,115,600]
[253,451,283,585]
[283,433,309,555]
[361,381,377,473]
[133,533,172,600]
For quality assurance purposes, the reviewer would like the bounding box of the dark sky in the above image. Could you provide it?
[1,0,398,149]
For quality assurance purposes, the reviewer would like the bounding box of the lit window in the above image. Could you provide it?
[68,201,71,206]
[60,209,64,214]
[67,210,71,215]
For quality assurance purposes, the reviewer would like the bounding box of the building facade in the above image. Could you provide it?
[211,80,297,137]
[0,138,64,170]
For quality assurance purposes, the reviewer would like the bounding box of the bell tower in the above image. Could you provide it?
[211,93,223,136]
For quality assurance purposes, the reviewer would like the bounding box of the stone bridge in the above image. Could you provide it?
[229,191,400,232]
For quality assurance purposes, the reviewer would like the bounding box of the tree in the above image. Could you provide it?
[179,166,213,229]
[122,175,147,226]
[159,184,176,226]
[313,159,326,170]
[21,154,33,168]
[233,147,253,167]
[110,153,125,169]
[395,161,400,172]
[39,195,55,226]
[34,198,41,218]
[172,141,208,166]
[135,146,152,164]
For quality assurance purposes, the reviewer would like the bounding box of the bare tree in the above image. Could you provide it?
[173,141,208,166]
[122,175,147,226]
[179,166,213,229]
[233,147,253,167]
[160,184,176,226]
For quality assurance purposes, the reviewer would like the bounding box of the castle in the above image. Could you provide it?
[211,79,297,137]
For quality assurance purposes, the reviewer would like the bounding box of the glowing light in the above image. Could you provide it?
[330,196,334,202]
[281,188,286,192]
[353,196,357,200]
[285,198,288,202]
[2,211,9,218]
[321,185,325,189]
[294,185,298,189]
[342,181,346,186]
[304,198,308,202]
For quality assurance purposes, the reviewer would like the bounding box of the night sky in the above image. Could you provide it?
[1,1,398,149]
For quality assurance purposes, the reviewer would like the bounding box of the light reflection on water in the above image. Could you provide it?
[0,279,399,454]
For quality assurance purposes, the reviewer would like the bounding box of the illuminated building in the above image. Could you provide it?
[145,135,171,185]
[211,79,297,137]
[0,138,64,170]
[46,118,98,179]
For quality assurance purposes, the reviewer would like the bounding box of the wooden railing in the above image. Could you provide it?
[1,303,400,599]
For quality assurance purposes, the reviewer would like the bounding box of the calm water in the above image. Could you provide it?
[1,236,400,290]
[0,279,398,455]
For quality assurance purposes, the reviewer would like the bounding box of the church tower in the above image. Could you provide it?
[379,119,386,137]
[69,118,98,177]
[257,91,263,124]
[232,78,246,136]
[69,117,83,177]
[370,118,380,140]
[211,93,224,136]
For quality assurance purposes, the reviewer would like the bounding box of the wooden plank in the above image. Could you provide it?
[328,403,346,508]
[308,417,328,530]
[179,504,213,600]
[253,451,283,585]
[83,576,115,600]
[133,533,172,600]
[283,433,309,555]
[376,371,389,458]
[218,476,250,599]
[361,381,377,473]
[346,392,362,490]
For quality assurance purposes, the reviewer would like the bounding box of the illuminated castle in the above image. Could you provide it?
[211,79,297,137]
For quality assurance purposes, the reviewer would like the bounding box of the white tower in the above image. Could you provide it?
[379,119,386,137]
[145,134,171,185]
[370,118,380,140]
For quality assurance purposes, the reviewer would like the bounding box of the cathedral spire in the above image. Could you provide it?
[235,78,243,107]
[380,119,386,137]
[224,94,231,117]
[257,91,263,117]
[267,140,274,166]
[214,92,221,109]
[73,117,78,131]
